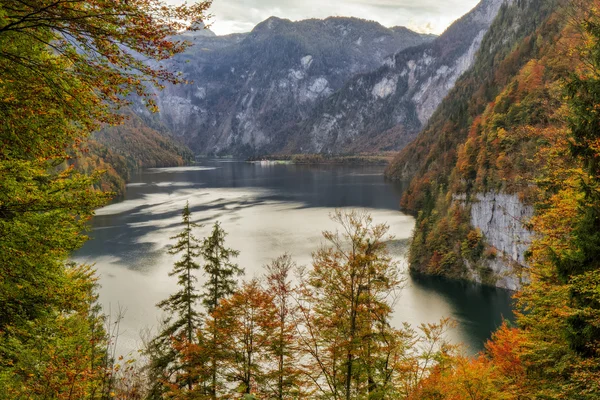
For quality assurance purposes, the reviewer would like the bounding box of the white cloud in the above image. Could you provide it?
[168,0,481,36]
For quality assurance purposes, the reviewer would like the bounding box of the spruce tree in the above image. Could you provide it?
[200,221,243,399]
[159,202,203,342]
[200,221,244,313]
[149,202,203,395]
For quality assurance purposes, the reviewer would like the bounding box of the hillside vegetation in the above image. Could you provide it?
[72,113,193,196]
[385,0,600,394]
[386,0,563,285]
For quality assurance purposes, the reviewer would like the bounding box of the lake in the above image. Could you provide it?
[73,159,514,357]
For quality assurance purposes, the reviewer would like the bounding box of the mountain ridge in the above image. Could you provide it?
[291,0,512,154]
[135,0,511,157]
[140,16,437,156]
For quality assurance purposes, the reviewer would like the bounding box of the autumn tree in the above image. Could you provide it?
[0,0,211,397]
[493,1,600,397]
[295,210,403,399]
[264,254,304,399]
[407,323,526,400]
[0,264,111,398]
[559,0,600,356]
[215,280,278,397]
[200,221,243,399]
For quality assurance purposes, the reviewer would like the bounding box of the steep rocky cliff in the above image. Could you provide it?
[293,0,511,153]
[146,17,434,156]
[385,0,564,289]
[456,193,533,289]
[141,0,513,156]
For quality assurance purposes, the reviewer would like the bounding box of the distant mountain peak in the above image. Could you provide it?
[253,16,291,32]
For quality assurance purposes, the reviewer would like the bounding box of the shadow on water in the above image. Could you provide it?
[75,196,271,272]
[77,160,409,271]
[75,159,515,355]
[125,159,409,211]
[410,274,516,352]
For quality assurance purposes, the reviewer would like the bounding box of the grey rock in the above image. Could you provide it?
[298,0,513,154]
[149,17,434,156]
[462,192,533,290]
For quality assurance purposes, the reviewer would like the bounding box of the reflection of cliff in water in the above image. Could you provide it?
[410,274,515,352]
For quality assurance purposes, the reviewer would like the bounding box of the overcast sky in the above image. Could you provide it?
[183,0,482,36]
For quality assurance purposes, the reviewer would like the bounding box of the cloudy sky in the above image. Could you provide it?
[189,0,482,36]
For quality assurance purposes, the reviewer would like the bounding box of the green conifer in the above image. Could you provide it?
[148,202,203,396]
[200,221,243,399]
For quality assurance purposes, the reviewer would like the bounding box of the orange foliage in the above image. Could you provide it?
[408,324,527,400]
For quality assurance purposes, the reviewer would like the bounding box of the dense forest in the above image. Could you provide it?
[0,0,209,397]
[3,0,600,399]
[386,0,564,286]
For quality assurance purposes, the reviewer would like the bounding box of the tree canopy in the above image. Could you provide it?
[0,0,212,398]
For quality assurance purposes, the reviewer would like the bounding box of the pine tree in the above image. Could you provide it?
[200,222,244,314]
[200,221,243,399]
[149,202,203,396]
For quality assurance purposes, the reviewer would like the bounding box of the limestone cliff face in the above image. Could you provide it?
[387,0,561,289]
[140,0,511,156]
[145,18,434,156]
[295,0,511,154]
[464,193,533,290]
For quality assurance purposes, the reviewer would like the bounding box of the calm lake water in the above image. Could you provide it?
[74,159,514,357]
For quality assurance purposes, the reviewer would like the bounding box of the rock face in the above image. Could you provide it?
[469,193,533,290]
[385,0,559,289]
[296,0,511,154]
[149,17,434,156]
[136,0,512,157]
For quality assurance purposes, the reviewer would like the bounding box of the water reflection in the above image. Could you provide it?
[394,274,515,353]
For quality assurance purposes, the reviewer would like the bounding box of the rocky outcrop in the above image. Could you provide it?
[139,0,513,156]
[467,193,533,290]
[470,193,533,266]
[383,0,561,289]
[294,0,512,154]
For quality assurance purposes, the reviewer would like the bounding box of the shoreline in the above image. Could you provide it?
[246,153,393,166]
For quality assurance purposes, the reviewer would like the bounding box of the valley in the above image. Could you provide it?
[5,0,600,397]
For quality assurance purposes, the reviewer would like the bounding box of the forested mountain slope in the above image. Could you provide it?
[385,0,564,289]
[72,113,193,196]
[6,0,600,397]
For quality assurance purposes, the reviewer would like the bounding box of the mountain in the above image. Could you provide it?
[143,17,435,156]
[384,0,563,289]
[73,113,193,195]
[292,0,511,154]
[94,112,193,171]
